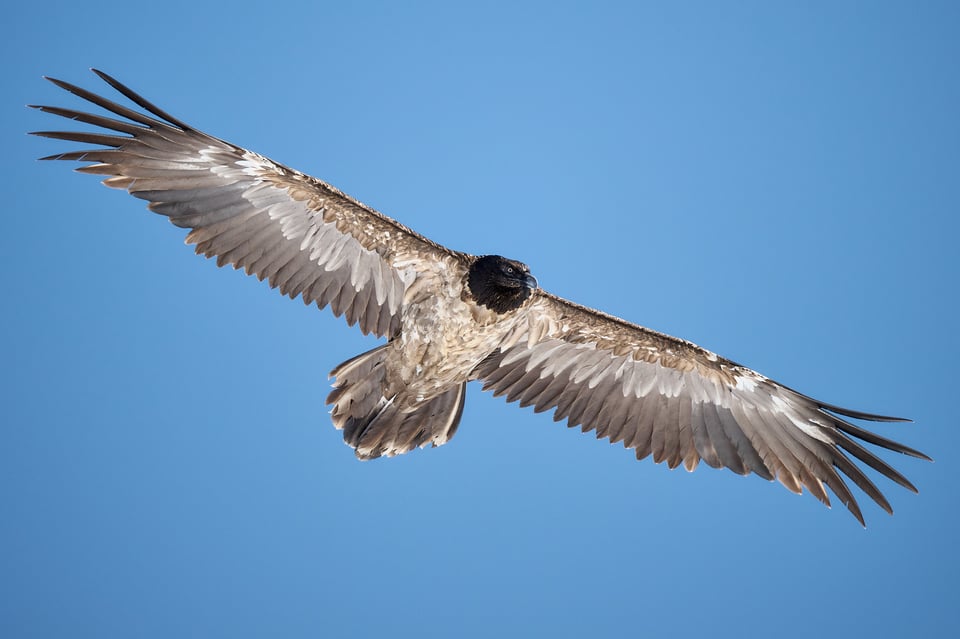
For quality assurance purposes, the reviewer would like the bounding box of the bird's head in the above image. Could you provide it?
[467,255,539,314]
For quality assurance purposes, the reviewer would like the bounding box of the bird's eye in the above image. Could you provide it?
[505,266,515,275]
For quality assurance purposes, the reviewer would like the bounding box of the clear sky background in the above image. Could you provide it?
[3,1,957,637]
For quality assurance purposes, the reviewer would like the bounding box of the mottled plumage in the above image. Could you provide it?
[31,70,930,525]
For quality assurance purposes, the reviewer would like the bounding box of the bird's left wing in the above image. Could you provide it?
[472,290,929,524]
[31,70,463,338]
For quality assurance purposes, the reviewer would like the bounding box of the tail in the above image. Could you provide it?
[326,345,466,460]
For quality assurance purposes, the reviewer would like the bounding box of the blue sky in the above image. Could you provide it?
[3,1,958,637]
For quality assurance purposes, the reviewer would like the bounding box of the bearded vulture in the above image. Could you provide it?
[31,70,930,525]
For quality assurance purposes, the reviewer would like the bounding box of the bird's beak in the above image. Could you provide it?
[524,274,539,290]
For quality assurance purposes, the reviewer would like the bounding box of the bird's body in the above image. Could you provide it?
[31,70,930,524]
[390,256,507,402]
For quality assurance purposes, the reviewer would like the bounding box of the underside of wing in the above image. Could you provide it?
[31,70,462,338]
[473,291,930,525]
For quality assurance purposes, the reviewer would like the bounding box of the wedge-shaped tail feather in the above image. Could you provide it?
[327,346,466,460]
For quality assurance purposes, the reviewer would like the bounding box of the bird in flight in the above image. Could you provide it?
[31,70,929,525]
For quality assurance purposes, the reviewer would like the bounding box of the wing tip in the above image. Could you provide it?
[846,500,867,528]
[818,400,912,423]
[90,68,120,89]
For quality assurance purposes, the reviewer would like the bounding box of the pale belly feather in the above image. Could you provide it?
[384,265,526,408]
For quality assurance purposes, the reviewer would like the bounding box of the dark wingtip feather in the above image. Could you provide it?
[818,494,867,528]
[89,68,195,131]
[817,400,911,423]
[42,75,89,98]
[836,435,920,494]
[826,412,933,462]
[845,498,867,528]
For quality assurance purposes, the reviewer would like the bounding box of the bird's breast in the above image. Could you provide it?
[385,270,526,408]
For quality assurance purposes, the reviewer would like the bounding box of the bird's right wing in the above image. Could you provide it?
[473,291,930,525]
[31,70,465,338]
